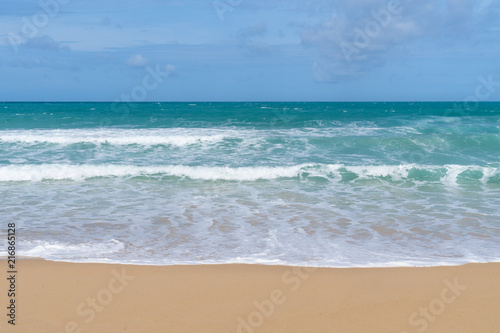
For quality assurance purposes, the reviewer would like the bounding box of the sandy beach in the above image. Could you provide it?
[0,260,499,332]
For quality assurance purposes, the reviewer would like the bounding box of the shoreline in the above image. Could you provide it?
[1,260,499,332]
[3,256,497,268]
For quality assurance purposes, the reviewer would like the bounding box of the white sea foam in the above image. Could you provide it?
[3,239,497,267]
[0,239,124,262]
[0,164,313,181]
[0,126,422,147]
[0,163,498,183]
[0,129,230,146]
[344,164,412,180]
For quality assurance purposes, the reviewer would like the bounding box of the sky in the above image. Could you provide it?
[0,0,499,101]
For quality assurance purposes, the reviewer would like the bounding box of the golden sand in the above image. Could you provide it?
[1,260,499,332]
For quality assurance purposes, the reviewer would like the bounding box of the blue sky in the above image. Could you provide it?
[1,0,499,101]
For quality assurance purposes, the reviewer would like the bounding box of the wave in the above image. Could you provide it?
[0,163,499,184]
[0,126,425,146]
[2,128,499,153]
[0,129,229,146]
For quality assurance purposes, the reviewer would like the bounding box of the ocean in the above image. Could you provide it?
[1,102,500,267]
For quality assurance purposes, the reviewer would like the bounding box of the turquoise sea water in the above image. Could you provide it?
[1,102,500,266]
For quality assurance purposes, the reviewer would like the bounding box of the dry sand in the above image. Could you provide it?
[1,259,499,332]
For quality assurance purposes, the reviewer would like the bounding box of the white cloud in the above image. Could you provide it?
[236,23,276,56]
[165,64,176,75]
[126,54,148,67]
[20,35,70,51]
[299,0,500,83]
